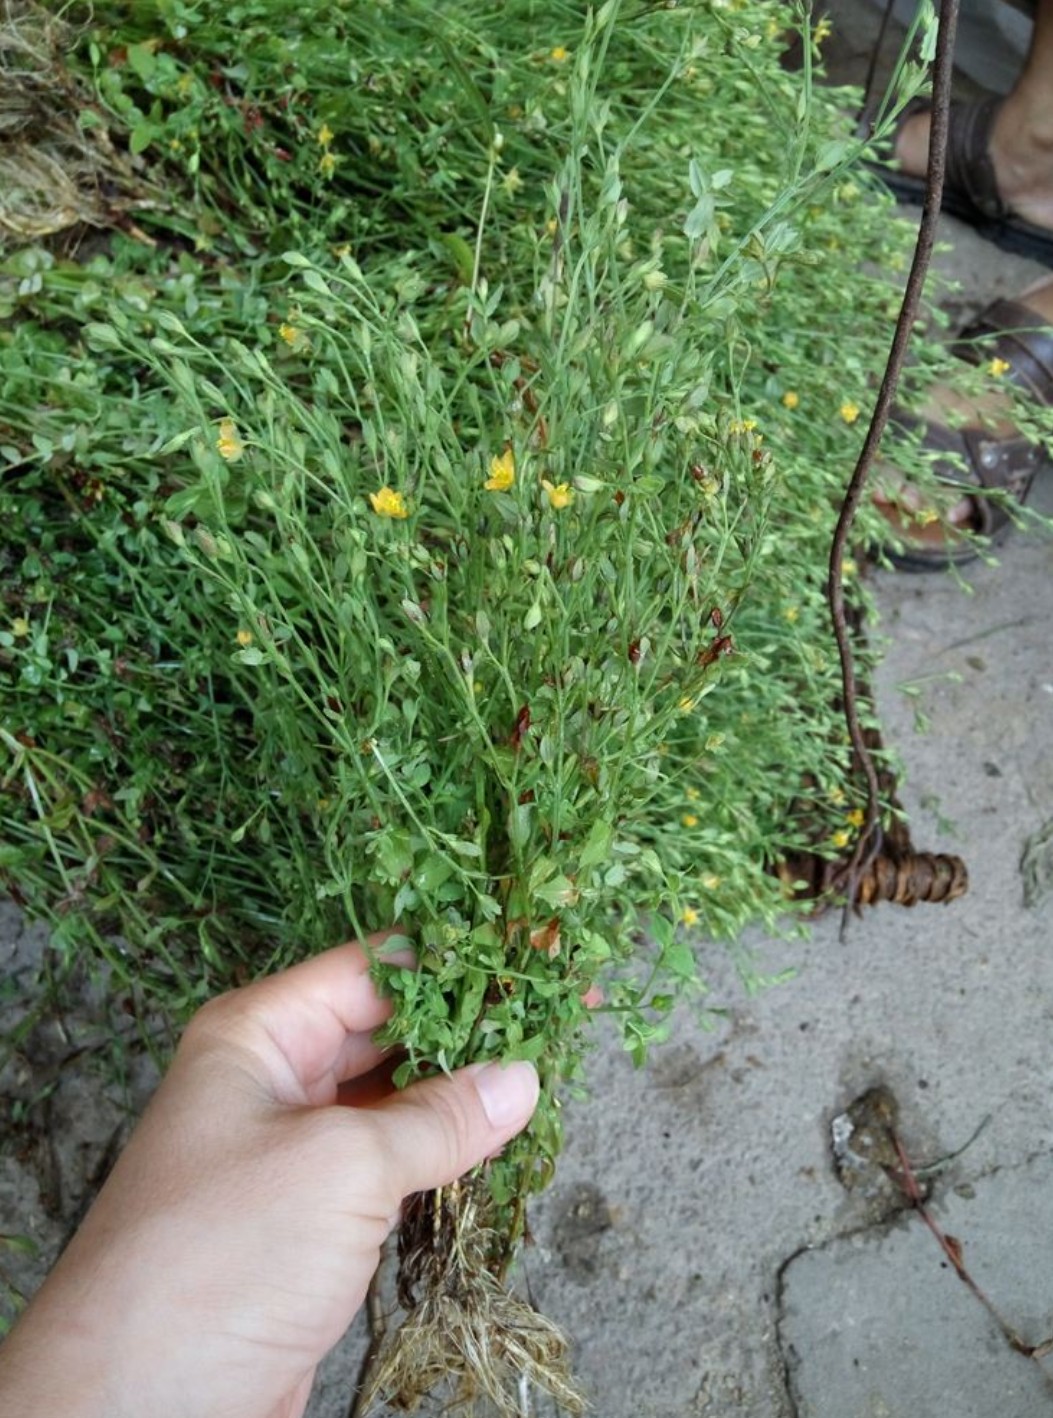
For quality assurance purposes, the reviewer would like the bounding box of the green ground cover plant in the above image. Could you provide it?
[3,0,1047,1406]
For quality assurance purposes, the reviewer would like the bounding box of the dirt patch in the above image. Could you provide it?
[550,1183,614,1284]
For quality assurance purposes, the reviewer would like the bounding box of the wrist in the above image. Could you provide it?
[0,1235,150,1418]
[0,1301,117,1418]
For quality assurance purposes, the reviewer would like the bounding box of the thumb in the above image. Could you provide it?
[367,1060,540,1199]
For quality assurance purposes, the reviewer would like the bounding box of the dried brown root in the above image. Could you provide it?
[775,648,969,915]
[0,1,154,242]
[363,1182,585,1417]
[853,849,967,906]
[778,845,968,909]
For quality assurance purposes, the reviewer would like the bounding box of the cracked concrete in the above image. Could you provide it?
[778,1151,1053,1417]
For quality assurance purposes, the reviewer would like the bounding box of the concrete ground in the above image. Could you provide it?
[3,9,1053,1418]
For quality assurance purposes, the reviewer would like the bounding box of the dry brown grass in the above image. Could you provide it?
[0,1,150,242]
[365,1181,586,1417]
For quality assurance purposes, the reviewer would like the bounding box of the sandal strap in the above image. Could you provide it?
[953,297,1053,402]
[944,98,1007,222]
[895,410,1045,538]
[959,429,1045,520]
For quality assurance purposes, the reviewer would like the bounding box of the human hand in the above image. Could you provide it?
[0,936,539,1418]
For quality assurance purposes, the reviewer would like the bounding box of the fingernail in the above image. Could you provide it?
[470,1060,540,1129]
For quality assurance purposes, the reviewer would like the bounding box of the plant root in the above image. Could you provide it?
[776,597,968,915]
[363,1182,585,1418]
[780,843,968,908]
[0,1,153,242]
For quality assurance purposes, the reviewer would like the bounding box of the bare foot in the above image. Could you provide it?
[874,276,1053,555]
[895,98,1053,235]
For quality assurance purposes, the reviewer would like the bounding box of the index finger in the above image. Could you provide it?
[186,932,415,1106]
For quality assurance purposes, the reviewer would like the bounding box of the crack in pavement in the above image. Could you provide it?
[771,1143,1053,1417]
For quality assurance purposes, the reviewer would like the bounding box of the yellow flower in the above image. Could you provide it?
[678,696,695,712]
[278,322,300,345]
[318,122,334,147]
[682,813,699,828]
[681,907,699,927]
[728,417,757,435]
[831,828,852,850]
[988,356,1011,377]
[12,616,30,638]
[841,557,858,579]
[502,167,524,196]
[828,787,846,806]
[839,401,860,425]
[216,418,244,462]
[542,479,573,510]
[550,45,569,61]
[236,628,254,647]
[369,486,409,519]
[485,447,516,492]
[319,150,336,179]
[846,808,865,828]
[783,605,799,623]
[813,16,832,42]
[546,217,558,236]
[781,390,799,409]
[685,786,700,801]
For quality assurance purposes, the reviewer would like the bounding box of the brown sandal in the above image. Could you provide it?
[880,299,1053,571]
[875,97,1053,269]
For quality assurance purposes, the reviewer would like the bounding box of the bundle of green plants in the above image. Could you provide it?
[5,0,1045,1407]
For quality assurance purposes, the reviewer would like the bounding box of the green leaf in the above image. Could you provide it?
[372,828,415,882]
[437,233,476,283]
[662,937,696,982]
[414,853,454,892]
[507,1034,548,1062]
[0,1233,38,1258]
[164,485,206,518]
[154,309,190,337]
[129,121,158,155]
[532,874,578,910]
[579,818,613,871]
[156,428,197,456]
[508,802,532,851]
[448,838,482,859]
[127,42,157,82]
[815,140,851,173]
[683,194,714,240]
[83,322,120,349]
